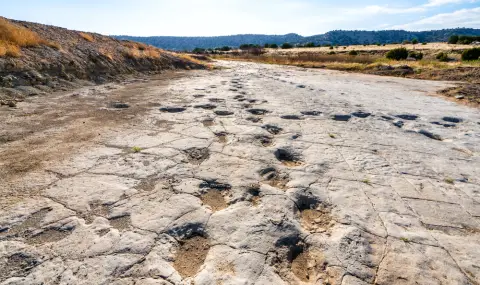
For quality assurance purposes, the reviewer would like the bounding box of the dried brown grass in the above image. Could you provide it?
[0,17,45,57]
[79,32,94,42]
[122,41,163,59]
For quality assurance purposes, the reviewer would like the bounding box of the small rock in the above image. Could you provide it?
[8,101,16,108]
[160,107,186,113]
[214,110,234,116]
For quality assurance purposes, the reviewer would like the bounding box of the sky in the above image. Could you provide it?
[2,0,479,36]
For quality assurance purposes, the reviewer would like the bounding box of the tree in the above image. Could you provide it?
[281,43,293,49]
[304,42,315,47]
[270,43,278,49]
[448,35,459,44]
[412,38,418,45]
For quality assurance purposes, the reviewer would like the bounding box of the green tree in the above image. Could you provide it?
[281,43,293,49]
[448,35,459,44]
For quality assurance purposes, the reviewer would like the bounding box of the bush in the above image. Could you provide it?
[408,51,423,60]
[386,47,408,60]
[329,45,333,50]
[412,39,419,45]
[328,51,335,55]
[304,42,315,48]
[461,48,480,61]
[281,43,293,49]
[421,42,427,45]
[270,43,278,49]
[436,52,449,62]
[348,50,358,56]
[402,40,411,44]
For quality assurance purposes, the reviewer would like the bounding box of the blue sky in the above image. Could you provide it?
[2,0,479,36]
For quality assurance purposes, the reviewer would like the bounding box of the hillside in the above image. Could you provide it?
[115,28,480,50]
[0,17,204,100]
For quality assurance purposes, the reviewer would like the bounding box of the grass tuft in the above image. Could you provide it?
[131,146,142,153]
[79,32,94,42]
[444,178,455,184]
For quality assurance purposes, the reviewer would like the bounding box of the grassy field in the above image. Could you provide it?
[209,42,480,105]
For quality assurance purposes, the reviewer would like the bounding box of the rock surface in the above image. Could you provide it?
[1,61,480,285]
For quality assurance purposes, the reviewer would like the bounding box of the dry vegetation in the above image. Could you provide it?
[122,40,163,59]
[0,17,44,57]
[213,44,480,82]
[79,32,94,42]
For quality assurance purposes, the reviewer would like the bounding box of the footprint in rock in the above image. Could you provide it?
[301,111,321,116]
[281,115,303,120]
[396,114,418,121]
[431,122,456,128]
[352,111,372,118]
[255,135,274,147]
[381,115,394,121]
[246,117,262,123]
[297,85,306,88]
[215,132,229,143]
[393,121,404,128]
[194,104,217,110]
[331,114,352,122]
[247,109,270,115]
[109,102,129,109]
[233,95,244,100]
[418,130,443,141]
[172,235,210,278]
[229,88,238,92]
[442,116,463,123]
[259,167,289,189]
[202,119,215,127]
[184,147,210,164]
[209,98,225,103]
[262,124,283,135]
[108,214,131,231]
[193,94,205,98]
[274,147,303,167]
[214,110,234,116]
[160,107,187,113]
[248,99,258,103]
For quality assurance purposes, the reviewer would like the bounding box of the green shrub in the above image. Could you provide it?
[421,42,427,45]
[348,50,358,56]
[461,48,480,61]
[386,47,408,60]
[408,51,423,60]
[304,42,315,48]
[436,52,449,62]
[269,43,278,49]
[281,43,293,49]
[412,39,419,45]
[329,45,333,50]
[328,51,335,55]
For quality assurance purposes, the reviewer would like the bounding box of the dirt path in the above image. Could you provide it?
[1,61,479,284]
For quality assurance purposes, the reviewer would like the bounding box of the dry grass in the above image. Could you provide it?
[122,41,163,59]
[0,17,45,57]
[79,32,94,42]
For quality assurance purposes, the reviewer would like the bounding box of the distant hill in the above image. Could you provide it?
[114,28,480,50]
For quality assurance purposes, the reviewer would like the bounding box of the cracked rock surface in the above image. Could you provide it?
[1,61,480,285]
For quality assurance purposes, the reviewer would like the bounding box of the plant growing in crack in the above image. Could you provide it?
[400,237,410,242]
[361,179,372,185]
[131,146,142,153]
[444,178,454,185]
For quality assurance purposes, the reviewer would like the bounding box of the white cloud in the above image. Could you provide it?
[391,7,480,30]
[424,0,477,7]
[346,5,425,15]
